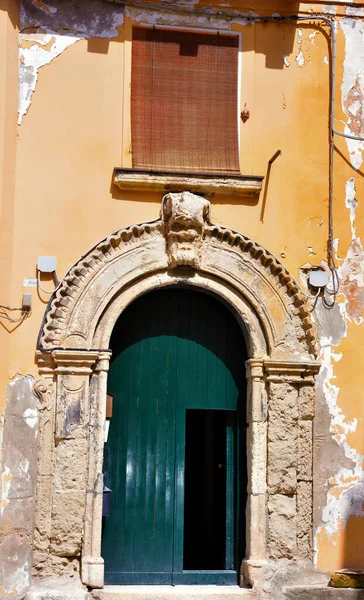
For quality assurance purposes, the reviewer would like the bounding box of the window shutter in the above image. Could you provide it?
[131,28,240,174]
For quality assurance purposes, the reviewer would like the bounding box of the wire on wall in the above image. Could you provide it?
[245,13,364,309]
[0,304,31,324]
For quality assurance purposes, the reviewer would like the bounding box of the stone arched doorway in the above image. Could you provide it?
[34,193,319,590]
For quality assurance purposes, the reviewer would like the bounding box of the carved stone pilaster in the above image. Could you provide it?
[33,354,56,560]
[53,350,99,440]
[50,350,99,557]
[162,191,210,268]
[263,359,319,562]
[82,351,111,589]
[243,359,267,585]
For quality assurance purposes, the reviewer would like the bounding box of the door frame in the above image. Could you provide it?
[35,193,319,590]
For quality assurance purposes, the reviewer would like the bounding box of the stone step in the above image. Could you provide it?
[93,586,256,600]
[283,586,364,599]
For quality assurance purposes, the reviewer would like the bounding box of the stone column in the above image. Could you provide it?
[50,350,99,561]
[82,351,111,588]
[264,360,319,563]
[242,358,267,586]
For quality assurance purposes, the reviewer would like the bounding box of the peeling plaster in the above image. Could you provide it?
[19,34,79,124]
[125,5,234,30]
[323,5,337,15]
[23,407,38,429]
[283,54,290,68]
[309,31,319,45]
[340,18,364,170]
[346,6,364,17]
[314,176,364,565]
[339,178,364,323]
[1,466,12,516]
[18,0,124,124]
[296,50,305,68]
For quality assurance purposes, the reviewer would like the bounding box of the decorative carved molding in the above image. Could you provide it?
[113,167,263,197]
[162,192,210,268]
[33,378,53,411]
[53,350,100,374]
[264,359,320,383]
[38,194,318,356]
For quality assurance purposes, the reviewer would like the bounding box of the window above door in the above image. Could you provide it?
[114,15,263,197]
[131,27,240,174]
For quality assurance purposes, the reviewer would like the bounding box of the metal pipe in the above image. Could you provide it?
[268,149,282,165]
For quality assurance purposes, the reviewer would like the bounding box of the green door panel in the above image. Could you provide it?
[102,288,247,585]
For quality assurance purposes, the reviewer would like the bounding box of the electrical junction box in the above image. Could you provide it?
[37,256,57,273]
[309,269,329,288]
[22,293,32,310]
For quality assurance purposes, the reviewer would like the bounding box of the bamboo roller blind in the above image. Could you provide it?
[131,28,240,174]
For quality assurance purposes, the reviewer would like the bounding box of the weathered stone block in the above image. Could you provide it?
[53,439,88,490]
[284,587,364,599]
[246,493,267,559]
[33,475,52,552]
[268,383,299,417]
[37,410,55,477]
[247,377,267,422]
[51,491,85,556]
[298,385,315,420]
[268,383,298,442]
[268,494,297,559]
[268,439,297,494]
[297,481,312,559]
[330,571,364,588]
[247,421,267,494]
[298,421,312,482]
[32,555,80,580]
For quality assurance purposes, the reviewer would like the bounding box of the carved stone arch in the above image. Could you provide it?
[35,193,320,591]
[39,192,316,358]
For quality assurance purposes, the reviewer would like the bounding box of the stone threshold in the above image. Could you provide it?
[113,168,264,197]
[93,586,256,600]
[283,586,364,599]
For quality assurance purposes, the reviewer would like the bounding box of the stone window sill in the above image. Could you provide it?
[113,168,264,197]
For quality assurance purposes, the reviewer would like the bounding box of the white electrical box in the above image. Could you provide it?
[309,269,328,288]
[37,256,57,273]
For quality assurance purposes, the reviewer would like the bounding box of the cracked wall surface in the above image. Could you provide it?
[0,0,364,596]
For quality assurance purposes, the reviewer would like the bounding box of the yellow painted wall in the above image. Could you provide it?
[1,0,364,574]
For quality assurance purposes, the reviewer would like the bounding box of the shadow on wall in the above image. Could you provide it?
[342,481,364,571]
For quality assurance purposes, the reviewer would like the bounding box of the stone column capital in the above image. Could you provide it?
[93,351,112,374]
[246,358,265,379]
[264,359,320,383]
[52,349,100,375]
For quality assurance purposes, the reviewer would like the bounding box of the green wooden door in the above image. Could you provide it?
[102,288,247,585]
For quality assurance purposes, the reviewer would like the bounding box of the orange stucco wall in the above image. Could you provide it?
[1,0,364,574]
[0,0,19,408]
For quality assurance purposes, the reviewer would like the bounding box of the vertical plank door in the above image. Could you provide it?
[102,288,246,585]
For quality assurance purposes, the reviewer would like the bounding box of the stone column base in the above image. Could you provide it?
[82,556,104,588]
[241,559,268,587]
